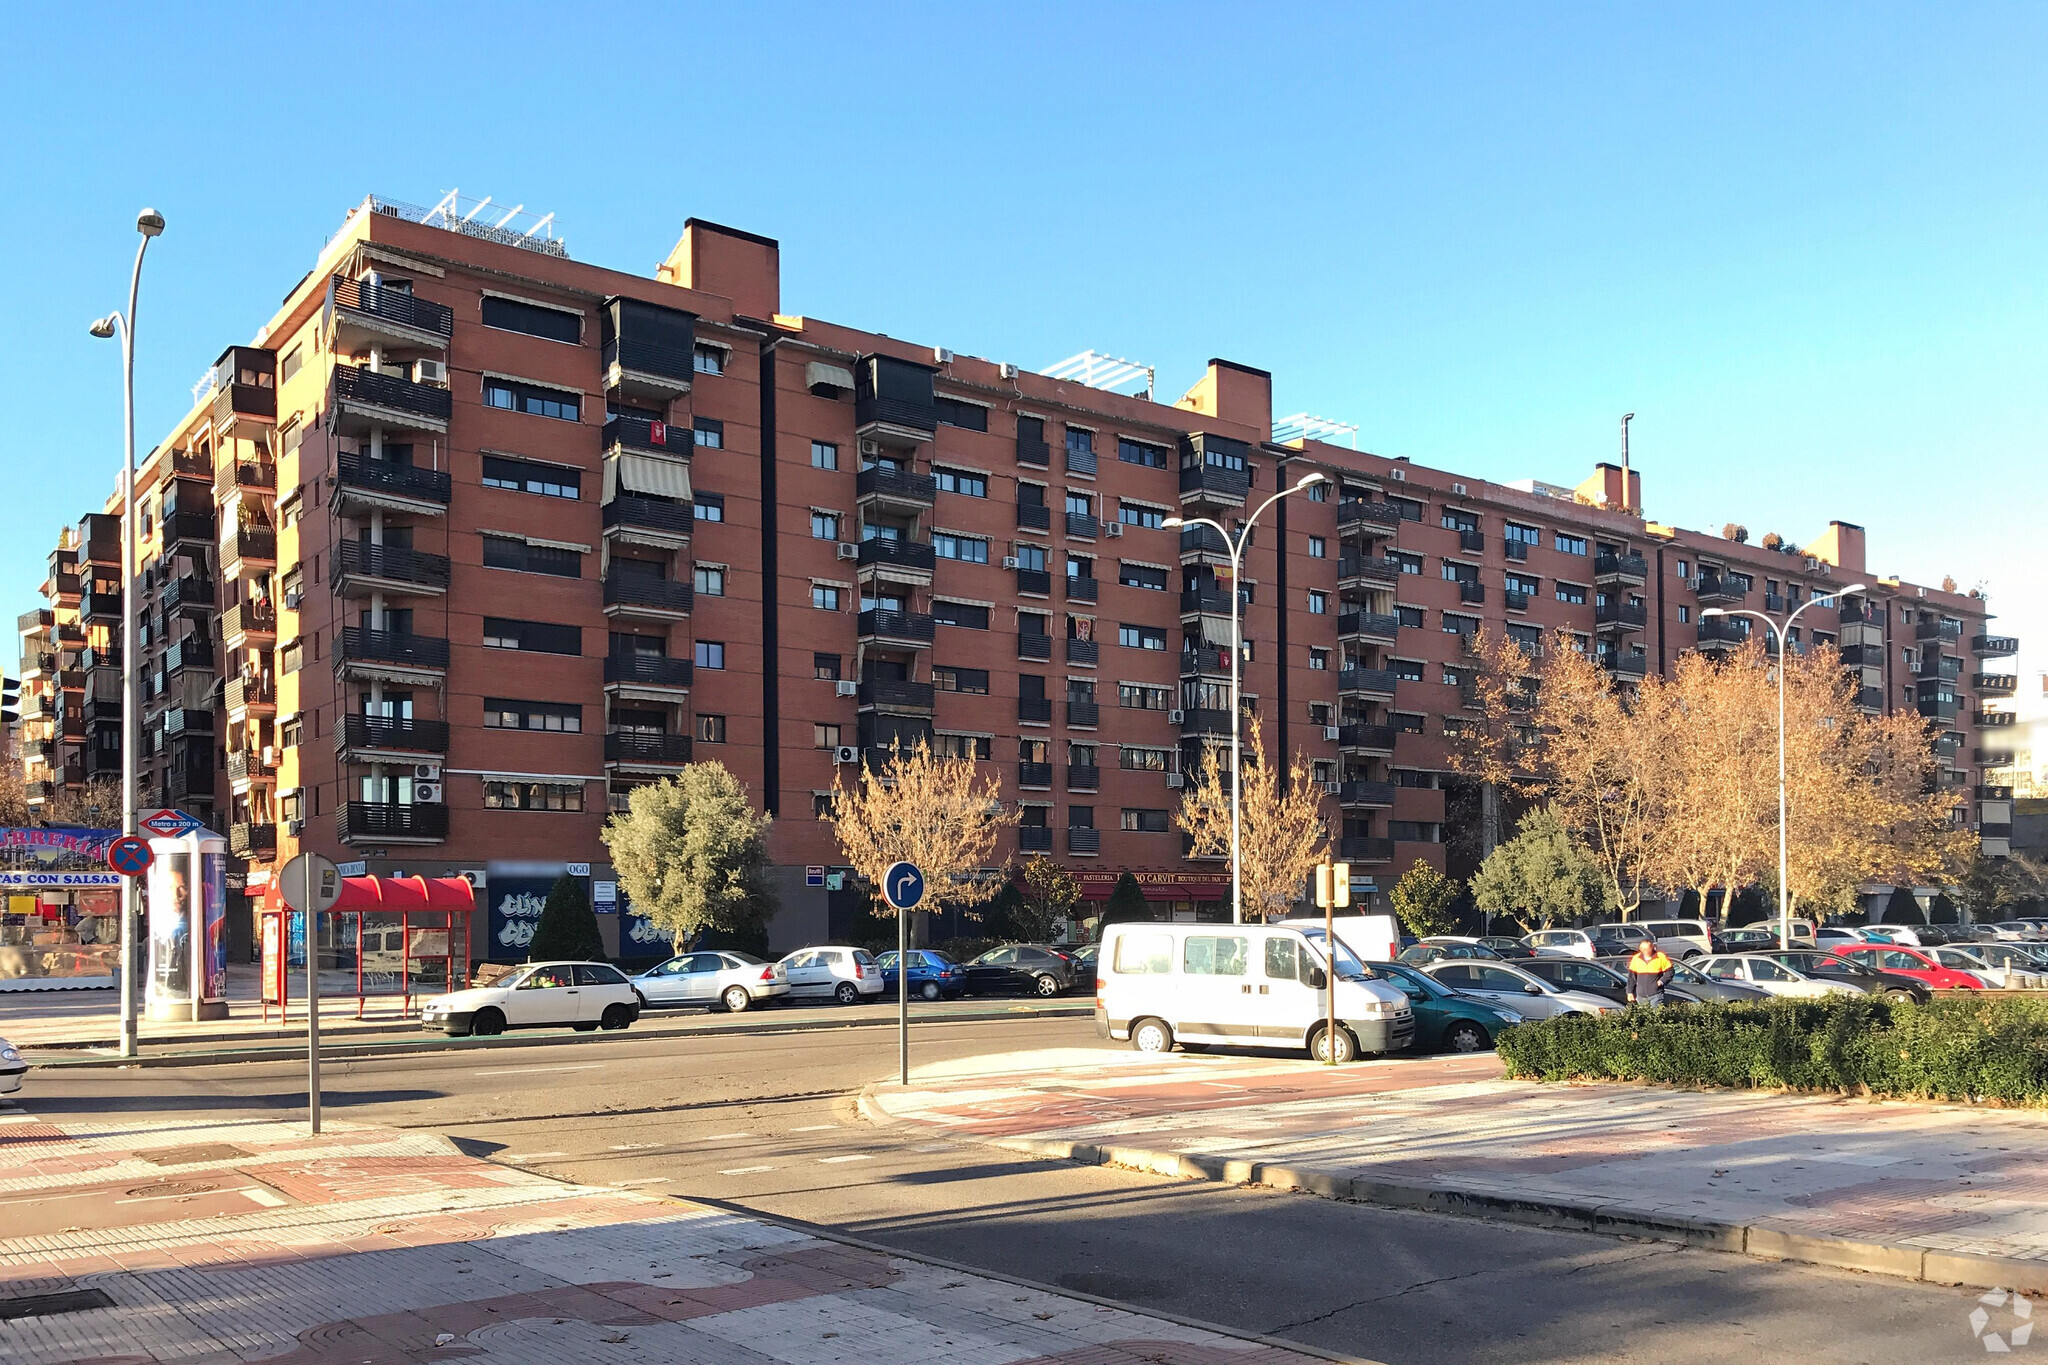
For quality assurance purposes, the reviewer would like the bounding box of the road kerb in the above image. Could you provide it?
[857,1079,2047,1295]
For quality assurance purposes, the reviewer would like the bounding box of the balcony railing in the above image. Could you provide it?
[1018,697,1053,724]
[1066,764,1101,791]
[1178,464,1249,501]
[1065,446,1098,477]
[331,274,455,340]
[1504,589,1532,612]
[1016,501,1052,531]
[1595,601,1647,630]
[165,511,215,546]
[332,365,453,427]
[223,526,277,565]
[228,822,278,858]
[1914,618,1963,642]
[1974,673,2019,694]
[602,494,694,538]
[1182,646,1232,677]
[337,627,450,671]
[1338,836,1396,863]
[1975,711,2017,728]
[1017,761,1053,788]
[1181,586,1232,615]
[1065,637,1099,665]
[1065,511,1100,539]
[1336,500,1402,531]
[1601,652,1648,679]
[856,467,937,505]
[1016,567,1052,596]
[1178,523,1230,556]
[166,639,215,675]
[604,731,695,766]
[1695,575,1747,605]
[1978,784,2014,801]
[340,715,450,754]
[1337,555,1402,586]
[1591,551,1649,583]
[1018,826,1054,852]
[79,587,120,620]
[338,801,448,842]
[602,412,692,458]
[162,707,212,736]
[1458,580,1486,604]
[1840,644,1885,668]
[1976,749,2015,767]
[1973,635,2020,657]
[1338,780,1397,807]
[224,677,276,712]
[1067,700,1100,727]
[603,573,694,614]
[1338,667,1398,695]
[226,750,276,781]
[1854,686,1884,711]
[857,608,936,643]
[1016,436,1050,468]
[857,538,936,573]
[1339,611,1400,640]
[1064,575,1099,603]
[1066,827,1102,854]
[1696,618,1749,646]
[1457,529,1484,554]
[163,574,216,609]
[858,679,935,711]
[220,604,276,640]
[1339,723,1397,752]
[1505,541,1530,562]
[604,654,694,688]
[336,455,453,506]
[1017,632,1052,661]
[334,541,452,592]
[1180,708,1233,737]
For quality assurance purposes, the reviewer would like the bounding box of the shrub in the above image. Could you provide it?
[527,874,604,962]
[1495,994,2048,1107]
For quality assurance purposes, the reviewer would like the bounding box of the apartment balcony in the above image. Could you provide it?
[219,525,277,571]
[1593,551,1648,586]
[1978,784,2014,801]
[1338,667,1398,698]
[1181,586,1233,617]
[604,654,694,694]
[1065,637,1099,666]
[335,454,454,516]
[1456,529,1484,555]
[1180,708,1234,738]
[1065,511,1100,540]
[162,707,213,737]
[1918,653,1962,681]
[604,731,694,770]
[328,274,455,352]
[218,461,278,498]
[602,295,697,403]
[1014,500,1053,533]
[228,822,278,860]
[166,638,215,676]
[1066,764,1101,792]
[1601,650,1648,680]
[331,365,452,437]
[1694,574,1747,606]
[1455,580,1485,605]
[1018,697,1053,724]
[1977,749,2015,768]
[1973,635,2020,657]
[1914,618,1963,643]
[602,495,693,552]
[332,541,452,598]
[1854,686,1884,712]
[1974,673,2019,695]
[1595,601,1647,633]
[79,585,120,622]
[854,354,938,446]
[1016,434,1050,469]
[1338,611,1400,643]
[1917,697,1960,723]
[855,466,937,513]
[1015,567,1052,596]
[211,378,276,436]
[858,608,936,647]
[858,679,935,713]
[1338,780,1397,809]
[339,714,450,759]
[1018,825,1054,853]
[1931,732,1960,760]
[226,750,276,783]
[1182,645,1232,679]
[166,765,213,803]
[1974,710,2017,729]
[1763,592,1788,614]
[1337,555,1402,588]
[603,572,694,620]
[1066,827,1101,855]
[163,511,216,549]
[336,627,450,681]
[1337,836,1396,864]
[1017,631,1052,662]
[1839,643,1886,669]
[1067,699,1100,728]
[1017,761,1052,789]
[337,801,448,844]
[1064,575,1099,604]
[1339,723,1397,755]
[1065,445,1098,477]
[1178,462,1249,506]
[1503,589,1532,612]
[162,574,216,613]
[1336,500,1402,535]
[857,538,936,579]
[602,412,693,461]
[1695,618,1749,651]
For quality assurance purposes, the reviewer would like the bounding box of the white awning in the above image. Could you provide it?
[807,360,855,393]
[607,453,692,501]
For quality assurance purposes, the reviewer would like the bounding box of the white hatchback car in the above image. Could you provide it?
[1421,961,1623,1020]
[780,946,884,1004]
[422,961,641,1036]
[633,951,791,1013]
[1694,955,1862,998]
[0,1036,23,1096]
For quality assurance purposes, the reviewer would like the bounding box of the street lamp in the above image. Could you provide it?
[1165,470,1327,923]
[1701,582,1867,952]
[89,207,164,1059]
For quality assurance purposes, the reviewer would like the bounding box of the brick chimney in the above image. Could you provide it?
[659,219,780,321]
[1175,359,1271,440]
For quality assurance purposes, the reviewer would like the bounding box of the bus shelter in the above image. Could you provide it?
[257,874,474,1020]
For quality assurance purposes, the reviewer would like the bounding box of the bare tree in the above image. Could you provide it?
[1177,722,1329,920]
[830,740,1016,932]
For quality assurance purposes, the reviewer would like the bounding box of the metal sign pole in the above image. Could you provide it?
[898,903,909,1087]
[306,851,321,1136]
[1325,894,1336,1067]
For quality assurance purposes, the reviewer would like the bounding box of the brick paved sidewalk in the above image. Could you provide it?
[864,1046,2048,1292]
[0,1099,1351,1364]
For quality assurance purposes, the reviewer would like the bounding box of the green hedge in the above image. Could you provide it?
[1495,995,2048,1107]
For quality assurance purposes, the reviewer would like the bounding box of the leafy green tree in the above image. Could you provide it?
[1390,860,1462,938]
[1962,850,2048,918]
[1100,872,1152,929]
[1470,808,1615,931]
[602,762,777,951]
[1012,858,1081,942]
[527,874,604,961]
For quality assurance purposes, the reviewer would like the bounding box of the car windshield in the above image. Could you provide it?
[1375,965,1447,998]
[1666,960,1707,984]
[1295,928,1373,981]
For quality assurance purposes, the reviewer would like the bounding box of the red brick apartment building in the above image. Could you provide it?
[15,196,2020,955]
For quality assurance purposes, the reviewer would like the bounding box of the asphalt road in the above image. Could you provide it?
[23,1016,1999,1365]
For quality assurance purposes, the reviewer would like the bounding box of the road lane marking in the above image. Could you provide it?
[702,1132,753,1141]
[473,1063,606,1077]
[719,1165,776,1176]
[501,1152,568,1162]
[789,1124,839,1132]
[819,1154,872,1164]
[609,1143,663,1150]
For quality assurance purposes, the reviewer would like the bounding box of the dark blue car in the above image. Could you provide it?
[874,949,966,1000]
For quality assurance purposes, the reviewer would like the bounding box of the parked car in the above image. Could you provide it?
[1612,918,1716,959]
[634,950,790,1012]
[1420,960,1624,1019]
[1397,939,1503,965]
[964,944,1077,997]
[1475,936,1538,959]
[779,946,883,1003]
[1098,922,1413,1060]
[1814,926,1875,949]
[1925,944,2047,989]
[1758,950,1930,1002]
[1693,954,1863,998]
[1832,943,1986,990]
[874,949,967,1000]
[0,1037,22,1096]
[1522,927,1644,960]
[1367,960,1523,1053]
[1596,955,1770,1003]
[1716,927,1787,951]
[422,961,642,1035]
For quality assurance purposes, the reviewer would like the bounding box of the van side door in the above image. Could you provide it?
[1179,932,1253,1040]
[1261,934,1322,1040]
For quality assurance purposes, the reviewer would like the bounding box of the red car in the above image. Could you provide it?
[1833,944,1984,990]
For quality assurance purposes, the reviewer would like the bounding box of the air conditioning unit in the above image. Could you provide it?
[834,745,860,765]
[934,347,955,365]
[1453,482,1468,496]
[412,782,442,803]
[285,818,305,836]
[1322,780,1343,795]
[458,869,487,889]
[1165,772,1184,788]
[858,438,882,459]
[413,360,448,386]
[1105,523,1124,538]
[1167,709,1185,724]
[835,542,860,561]
[834,680,859,697]
[1390,468,1407,482]
[1002,556,1021,570]
[998,362,1019,380]
[283,589,302,611]
[413,763,441,781]
[1323,725,1341,741]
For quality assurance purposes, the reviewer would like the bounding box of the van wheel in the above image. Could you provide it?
[835,982,861,1005]
[1310,1023,1357,1064]
[600,1004,633,1031]
[470,1008,505,1037]
[1443,1021,1490,1053]
[920,981,942,1002]
[723,985,753,1013]
[1131,1018,1174,1054]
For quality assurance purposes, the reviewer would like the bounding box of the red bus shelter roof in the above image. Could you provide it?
[259,875,476,914]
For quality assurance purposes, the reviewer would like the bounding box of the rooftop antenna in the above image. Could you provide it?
[1619,412,1635,513]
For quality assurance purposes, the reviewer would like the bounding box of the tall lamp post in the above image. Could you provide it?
[89,207,165,1059]
[1701,582,1866,952]
[1165,471,1327,923]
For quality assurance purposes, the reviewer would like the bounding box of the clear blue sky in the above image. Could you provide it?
[3,5,2040,701]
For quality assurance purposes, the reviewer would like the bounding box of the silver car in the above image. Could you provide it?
[632,950,791,1013]
[1421,960,1623,1019]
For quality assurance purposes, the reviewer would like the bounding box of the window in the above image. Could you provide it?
[1117,438,1167,469]
[481,296,581,344]
[810,440,838,470]
[1013,542,1047,573]
[1393,658,1425,682]
[1118,624,1167,651]
[1308,701,1332,724]
[1555,582,1587,605]
[932,600,989,630]
[1678,605,1692,623]
[1504,522,1540,548]
[1308,590,1328,615]
[1440,561,1478,582]
[697,714,727,743]
[694,641,726,669]
[1118,562,1168,591]
[484,699,583,732]
[814,723,841,749]
[1554,533,1588,555]
[693,418,724,449]
[933,532,989,563]
[813,792,833,819]
[1440,508,1478,533]
[483,378,579,421]
[811,511,839,540]
[1442,667,1464,686]
[1307,480,1328,502]
[1308,536,1326,559]
[932,733,992,761]
[1505,573,1539,596]
[1676,559,1690,578]
[1120,745,1171,770]
[1183,935,1250,976]
[813,652,841,681]
[811,583,840,610]
[933,466,988,498]
[1066,428,1095,456]
[1391,552,1424,575]
[936,396,989,431]
[1394,712,1426,734]
[1118,683,1172,710]
[1309,648,1329,671]
[1118,501,1165,529]
[482,535,581,578]
[484,781,586,811]
[694,492,724,522]
[1121,808,1171,833]
[1387,496,1424,522]
[933,666,990,694]
[1395,605,1425,629]
[280,640,303,673]
[1115,932,1174,975]
[483,618,581,655]
[1442,612,1480,635]
[482,455,580,499]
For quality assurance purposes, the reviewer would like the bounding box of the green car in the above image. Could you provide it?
[1367,960,1523,1053]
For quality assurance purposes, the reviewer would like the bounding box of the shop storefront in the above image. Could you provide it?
[0,827,122,991]
[1071,869,1233,935]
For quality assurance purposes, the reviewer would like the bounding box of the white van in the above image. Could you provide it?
[1286,912,1400,964]
[1095,922,1414,1062]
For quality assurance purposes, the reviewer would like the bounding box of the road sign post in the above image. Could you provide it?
[882,861,926,1087]
[279,853,343,1134]
[1313,861,1351,1065]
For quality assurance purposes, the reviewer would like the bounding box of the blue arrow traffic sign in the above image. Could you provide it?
[882,861,925,912]
[106,836,154,877]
